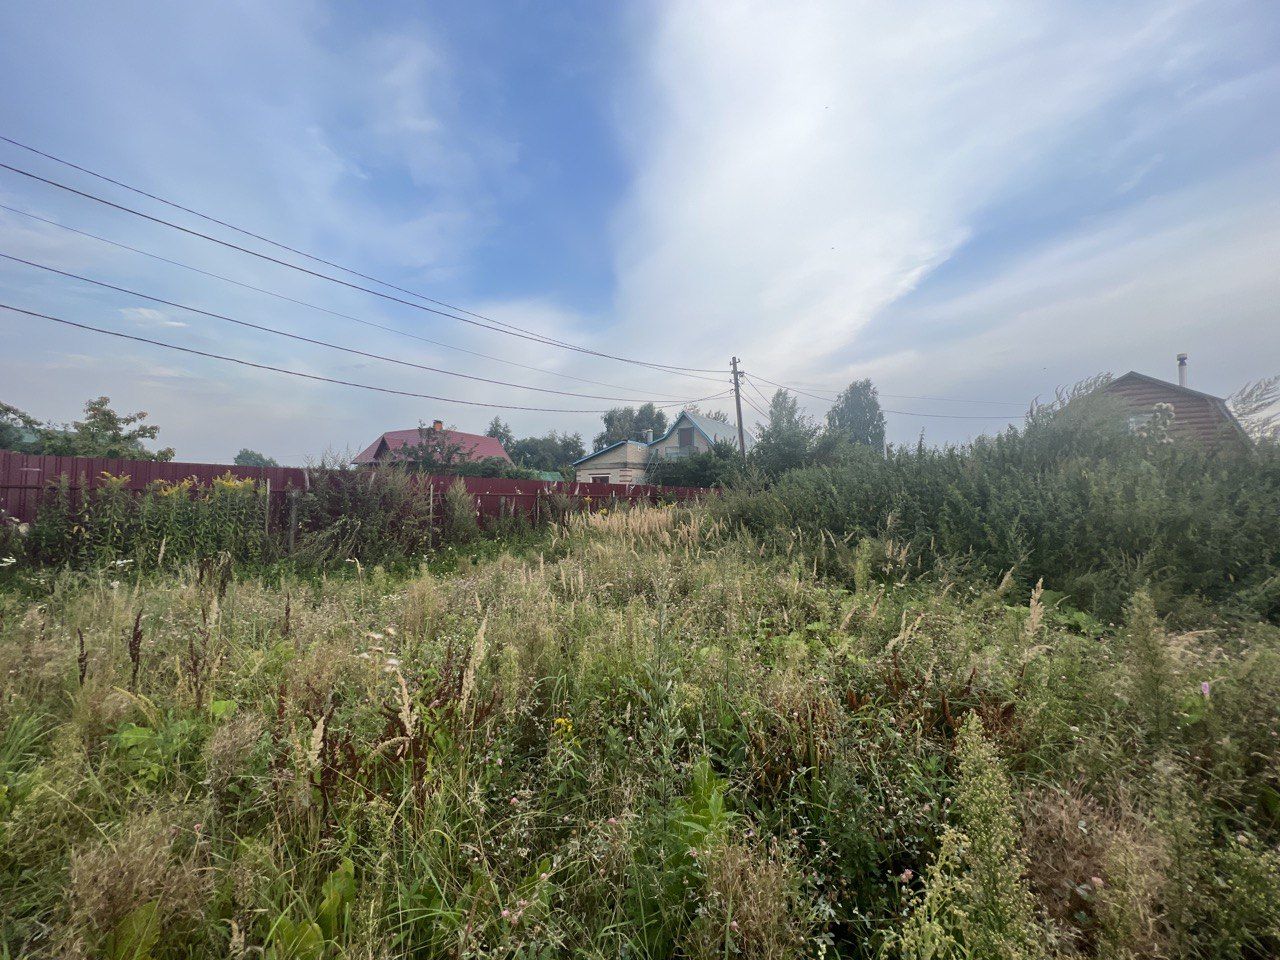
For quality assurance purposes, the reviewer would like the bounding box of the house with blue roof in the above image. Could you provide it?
[572,410,755,485]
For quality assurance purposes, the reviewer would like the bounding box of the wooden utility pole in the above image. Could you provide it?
[731,356,747,457]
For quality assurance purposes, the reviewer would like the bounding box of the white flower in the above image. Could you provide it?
[0,556,16,568]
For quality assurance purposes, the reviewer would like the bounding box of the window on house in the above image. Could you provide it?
[590,474,611,484]
[677,427,695,448]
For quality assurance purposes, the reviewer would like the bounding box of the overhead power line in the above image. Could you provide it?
[1,252,713,405]
[0,158,726,381]
[0,201,689,400]
[741,394,771,422]
[0,302,733,414]
[0,137,728,377]
[745,375,774,410]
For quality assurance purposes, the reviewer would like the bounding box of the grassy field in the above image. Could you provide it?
[2,503,1279,958]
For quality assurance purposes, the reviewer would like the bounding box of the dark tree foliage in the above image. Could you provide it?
[645,439,741,488]
[593,404,669,450]
[749,389,820,478]
[0,402,42,453]
[484,417,516,450]
[234,449,279,468]
[507,432,586,472]
[485,417,584,473]
[394,423,539,478]
[827,378,886,449]
[3,396,175,461]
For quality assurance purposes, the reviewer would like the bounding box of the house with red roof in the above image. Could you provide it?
[353,420,512,465]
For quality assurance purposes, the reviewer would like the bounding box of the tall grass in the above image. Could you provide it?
[2,503,1278,957]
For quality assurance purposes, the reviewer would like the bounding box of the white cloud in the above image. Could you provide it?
[611,0,1278,410]
[120,307,186,328]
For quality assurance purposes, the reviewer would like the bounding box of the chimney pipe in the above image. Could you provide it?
[1176,353,1188,388]
[644,428,654,443]
[432,419,444,432]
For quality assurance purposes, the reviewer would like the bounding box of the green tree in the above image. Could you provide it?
[0,401,42,453]
[826,378,886,449]
[749,389,818,477]
[484,416,515,450]
[33,396,175,461]
[233,448,278,468]
[592,403,668,451]
[397,423,472,472]
[396,422,538,478]
[508,431,586,472]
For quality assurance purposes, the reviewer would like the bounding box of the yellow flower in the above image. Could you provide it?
[552,716,573,736]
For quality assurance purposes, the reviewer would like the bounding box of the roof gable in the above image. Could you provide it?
[655,410,755,450]
[572,439,648,466]
[354,427,512,464]
[1103,371,1247,443]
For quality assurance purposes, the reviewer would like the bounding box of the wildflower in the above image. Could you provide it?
[112,558,134,567]
[729,920,739,932]
[899,868,914,883]
[539,872,549,881]
[1091,876,1104,888]
[501,908,511,919]
[1201,681,1211,699]
[606,817,618,825]
[0,556,15,567]
[552,716,573,735]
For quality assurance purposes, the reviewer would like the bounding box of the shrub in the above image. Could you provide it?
[440,478,480,545]
[716,393,1280,621]
[889,713,1046,959]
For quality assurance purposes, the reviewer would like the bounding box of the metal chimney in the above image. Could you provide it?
[644,428,654,443]
[1177,353,1188,388]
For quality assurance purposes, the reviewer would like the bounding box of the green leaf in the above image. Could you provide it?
[102,900,160,960]
[267,916,324,960]
[317,858,356,940]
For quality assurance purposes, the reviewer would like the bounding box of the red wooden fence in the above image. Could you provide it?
[0,450,707,525]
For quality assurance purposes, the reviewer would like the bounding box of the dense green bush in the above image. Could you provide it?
[716,393,1280,621]
[644,439,742,488]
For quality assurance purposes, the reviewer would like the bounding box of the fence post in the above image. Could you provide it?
[428,481,435,545]
[264,477,272,535]
[287,489,298,555]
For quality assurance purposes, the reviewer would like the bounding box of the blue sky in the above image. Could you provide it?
[1,0,1278,462]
